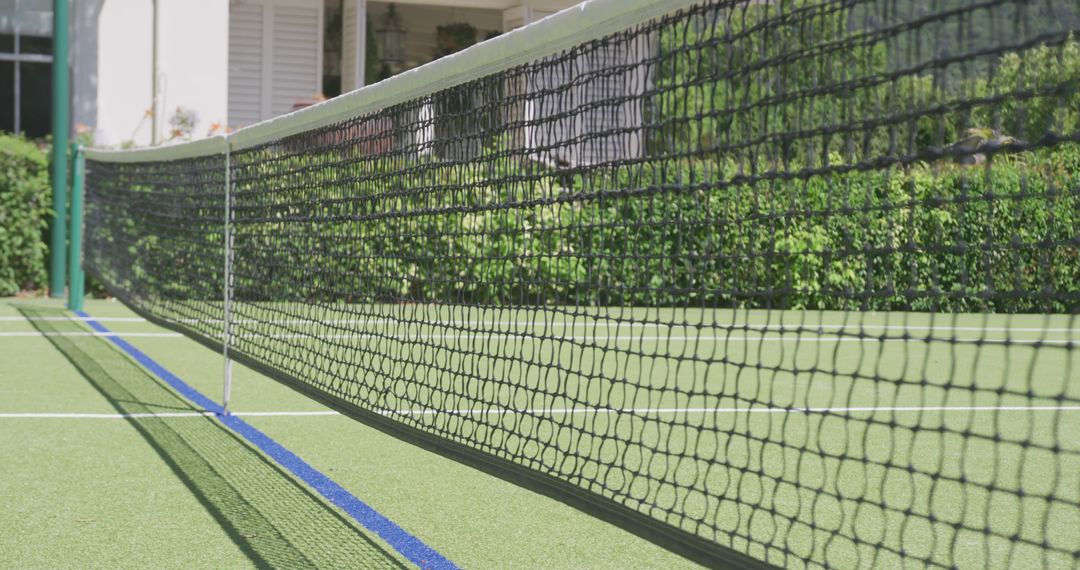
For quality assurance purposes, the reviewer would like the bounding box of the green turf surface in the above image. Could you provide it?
[4,298,1078,568]
[109,300,1080,566]
[3,301,407,568]
[0,298,699,569]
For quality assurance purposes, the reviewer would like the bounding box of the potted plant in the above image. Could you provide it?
[435,23,477,58]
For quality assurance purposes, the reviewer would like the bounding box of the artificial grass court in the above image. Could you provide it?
[2,299,1078,568]
[0,298,694,569]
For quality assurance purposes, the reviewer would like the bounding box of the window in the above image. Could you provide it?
[0,0,53,138]
[228,0,324,128]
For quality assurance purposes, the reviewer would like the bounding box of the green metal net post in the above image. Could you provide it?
[67,143,85,312]
[48,0,70,298]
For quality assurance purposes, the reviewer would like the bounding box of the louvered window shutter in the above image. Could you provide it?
[228,2,264,128]
[270,4,321,116]
[229,0,322,127]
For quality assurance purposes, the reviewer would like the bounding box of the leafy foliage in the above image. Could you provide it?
[650,1,1080,164]
[982,36,1080,139]
[92,3,1080,315]
[224,139,1080,313]
[0,135,51,295]
[649,0,890,162]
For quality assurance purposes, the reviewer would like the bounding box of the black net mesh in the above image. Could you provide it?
[84,155,227,345]
[83,0,1080,567]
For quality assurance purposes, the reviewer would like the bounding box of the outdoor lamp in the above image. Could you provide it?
[376,3,406,66]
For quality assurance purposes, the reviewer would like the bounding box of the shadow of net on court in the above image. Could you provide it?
[18,306,408,570]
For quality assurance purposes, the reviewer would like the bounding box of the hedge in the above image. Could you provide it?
[92,7,1080,314]
[193,140,1077,314]
[0,135,51,296]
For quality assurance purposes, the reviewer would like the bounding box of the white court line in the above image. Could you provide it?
[376,405,1080,416]
[174,318,1080,333]
[0,316,147,322]
[0,411,214,419]
[721,325,1079,333]
[3,315,1075,334]
[279,334,1072,344]
[0,331,181,338]
[233,411,340,417]
[2,331,1071,344]
[4,405,1078,420]
[0,411,337,419]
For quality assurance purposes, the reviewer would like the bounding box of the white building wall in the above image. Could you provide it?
[74,0,228,147]
[157,0,229,142]
[75,0,583,147]
[501,3,560,31]
[71,0,104,137]
[91,0,153,146]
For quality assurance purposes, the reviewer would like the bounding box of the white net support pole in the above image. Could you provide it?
[222,145,234,412]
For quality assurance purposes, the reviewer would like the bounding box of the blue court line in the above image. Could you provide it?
[75,310,458,570]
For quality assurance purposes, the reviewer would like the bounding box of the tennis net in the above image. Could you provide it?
[82,0,1080,567]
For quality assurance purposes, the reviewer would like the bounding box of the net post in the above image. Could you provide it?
[67,143,85,312]
[222,144,234,413]
[48,0,69,299]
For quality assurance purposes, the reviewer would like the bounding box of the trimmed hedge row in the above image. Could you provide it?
[221,142,1079,313]
[222,14,1080,312]
[108,3,1080,314]
[0,135,51,296]
[650,3,1080,163]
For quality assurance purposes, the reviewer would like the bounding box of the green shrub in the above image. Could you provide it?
[548,146,1080,312]
[220,142,1079,313]
[649,3,1080,164]
[0,134,51,295]
[649,0,900,163]
[100,141,1079,314]
[95,12,1080,315]
[982,35,1080,139]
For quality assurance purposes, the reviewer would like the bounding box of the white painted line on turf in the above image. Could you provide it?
[232,411,341,417]
[5,330,1070,345]
[713,325,1080,333]
[276,334,1073,344]
[757,324,1080,333]
[4,405,1078,421]
[376,405,1080,416]
[0,331,182,337]
[4,312,1074,334]
[0,316,147,322]
[0,410,339,419]
[170,318,1080,334]
[0,411,213,419]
